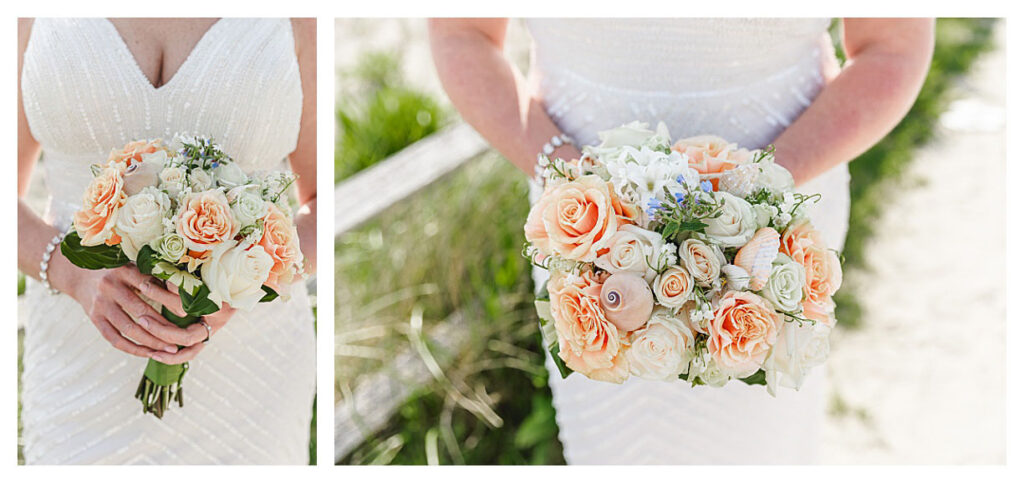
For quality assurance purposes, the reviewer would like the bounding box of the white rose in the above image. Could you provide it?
[153,233,187,263]
[687,354,729,387]
[213,161,249,189]
[626,309,695,381]
[761,162,795,193]
[763,322,831,396]
[595,121,669,149]
[159,166,187,198]
[231,189,269,228]
[703,191,757,248]
[761,254,806,312]
[752,203,773,229]
[200,240,274,311]
[652,265,694,309]
[594,224,665,282]
[678,238,726,287]
[189,168,214,192]
[123,150,166,196]
[115,186,170,261]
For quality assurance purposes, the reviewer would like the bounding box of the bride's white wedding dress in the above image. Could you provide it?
[20,18,315,464]
[526,18,850,464]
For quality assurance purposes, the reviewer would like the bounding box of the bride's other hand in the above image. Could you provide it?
[773,18,934,185]
[47,253,183,358]
[140,281,237,365]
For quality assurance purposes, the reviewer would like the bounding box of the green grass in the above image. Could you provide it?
[335,51,447,182]
[335,18,999,464]
[336,154,564,464]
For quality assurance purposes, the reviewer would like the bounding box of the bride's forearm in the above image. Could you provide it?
[18,200,81,296]
[295,197,316,275]
[429,19,580,176]
[773,19,934,186]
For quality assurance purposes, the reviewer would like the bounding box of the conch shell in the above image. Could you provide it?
[734,227,780,291]
[599,272,654,332]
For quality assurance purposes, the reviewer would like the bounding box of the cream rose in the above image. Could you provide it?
[189,169,214,192]
[176,190,239,253]
[678,239,725,287]
[159,166,187,198]
[524,175,620,262]
[626,309,695,381]
[707,291,781,377]
[652,265,694,309]
[762,322,831,395]
[201,240,274,311]
[548,271,628,383]
[115,187,171,261]
[259,202,303,289]
[153,233,187,263]
[73,162,127,246]
[594,224,665,282]
[703,191,757,248]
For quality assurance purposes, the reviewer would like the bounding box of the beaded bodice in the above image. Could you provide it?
[21,18,302,228]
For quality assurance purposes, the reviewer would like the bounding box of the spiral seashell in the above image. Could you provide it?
[599,272,654,332]
[718,163,761,198]
[734,227,781,291]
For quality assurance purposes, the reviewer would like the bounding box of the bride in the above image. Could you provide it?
[17,18,317,464]
[429,18,932,464]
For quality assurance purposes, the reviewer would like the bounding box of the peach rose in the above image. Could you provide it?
[599,272,654,332]
[707,291,781,377]
[781,221,842,307]
[107,139,166,167]
[524,175,620,262]
[548,270,628,383]
[802,298,836,328]
[653,265,694,309]
[73,162,127,246]
[671,135,754,189]
[176,190,239,253]
[259,202,303,290]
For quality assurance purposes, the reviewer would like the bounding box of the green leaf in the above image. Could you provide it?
[179,283,219,317]
[549,345,573,379]
[135,245,161,276]
[59,231,130,269]
[739,369,767,386]
[259,285,279,303]
[678,220,708,232]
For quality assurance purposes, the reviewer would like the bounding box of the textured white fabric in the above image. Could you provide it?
[20,18,315,465]
[525,18,850,465]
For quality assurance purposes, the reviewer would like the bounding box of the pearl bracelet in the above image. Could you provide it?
[534,133,575,180]
[40,232,64,295]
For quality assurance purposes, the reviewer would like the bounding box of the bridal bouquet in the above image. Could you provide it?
[61,136,304,417]
[525,122,841,395]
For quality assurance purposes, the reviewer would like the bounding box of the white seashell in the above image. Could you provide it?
[718,163,761,198]
[733,227,780,291]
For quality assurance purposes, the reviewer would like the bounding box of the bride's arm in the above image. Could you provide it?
[429,18,581,176]
[17,18,187,359]
[773,18,934,185]
[288,17,316,275]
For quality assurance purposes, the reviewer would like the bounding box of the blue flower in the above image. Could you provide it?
[700,180,713,193]
[674,192,686,204]
[675,175,685,184]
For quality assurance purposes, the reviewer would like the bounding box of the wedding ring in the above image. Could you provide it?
[199,320,212,344]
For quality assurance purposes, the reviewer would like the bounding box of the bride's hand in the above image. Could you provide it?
[139,281,237,365]
[50,254,185,359]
